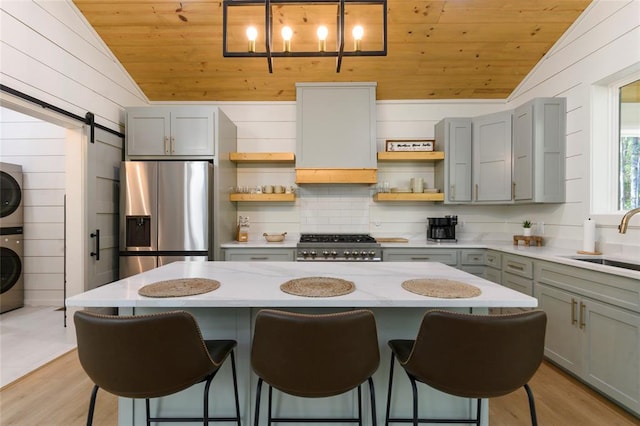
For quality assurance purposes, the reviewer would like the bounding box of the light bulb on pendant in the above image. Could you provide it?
[246,26,258,53]
[317,25,328,52]
[281,26,293,52]
[352,25,364,51]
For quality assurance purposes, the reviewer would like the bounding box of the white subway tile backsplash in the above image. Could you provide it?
[293,184,372,233]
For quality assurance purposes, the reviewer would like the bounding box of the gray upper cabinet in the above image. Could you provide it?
[435,98,565,205]
[472,110,513,202]
[435,118,472,203]
[127,106,215,158]
[512,98,566,203]
[296,82,376,169]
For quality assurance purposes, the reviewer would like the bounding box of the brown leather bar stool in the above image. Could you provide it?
[251,309,380,425]
[385,310,547,426]
[74,310,242,426]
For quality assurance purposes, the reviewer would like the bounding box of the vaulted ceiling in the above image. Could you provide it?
[72,0,592,101]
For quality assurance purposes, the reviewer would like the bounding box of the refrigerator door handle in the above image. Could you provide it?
[90,229,100,261]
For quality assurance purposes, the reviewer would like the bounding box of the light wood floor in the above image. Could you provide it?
[1,350,638,425]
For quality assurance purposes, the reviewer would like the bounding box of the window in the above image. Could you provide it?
[619,80,640,210]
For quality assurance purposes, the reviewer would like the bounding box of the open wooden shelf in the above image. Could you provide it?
[229,152,295,163]
[377,151,445,161]
[229,193,296,202]
[295,168,377,184]
[373,192,445,202]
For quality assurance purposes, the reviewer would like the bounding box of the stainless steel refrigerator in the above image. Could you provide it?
[119,161,213,278]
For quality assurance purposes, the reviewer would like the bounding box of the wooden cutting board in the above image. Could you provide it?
[375,237,409,243]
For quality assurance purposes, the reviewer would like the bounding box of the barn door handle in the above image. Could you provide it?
[90,229,100,261]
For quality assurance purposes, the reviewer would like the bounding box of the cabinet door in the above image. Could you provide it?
[127,108,171,156]
[472,111,512,202]
[536,283,583,375]
[513,98,566,203]
[583,299,640,413]
[435,118,472,202]
[170,107,214,156]
[513,102,534,200]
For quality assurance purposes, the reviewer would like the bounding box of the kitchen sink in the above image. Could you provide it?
[569,257,640,271]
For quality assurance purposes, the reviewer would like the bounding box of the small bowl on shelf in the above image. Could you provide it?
[263,232,287,242]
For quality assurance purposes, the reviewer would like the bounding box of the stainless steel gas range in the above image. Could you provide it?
[297,234,382,262]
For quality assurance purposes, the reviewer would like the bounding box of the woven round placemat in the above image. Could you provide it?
[401,278,481,298]
[138,278,220,298]
[280,277,355,298]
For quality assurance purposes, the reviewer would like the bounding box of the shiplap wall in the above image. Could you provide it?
[508,0,640,255]
[0,0,146,130]
[0,0,143,305]
[0,108,66,306]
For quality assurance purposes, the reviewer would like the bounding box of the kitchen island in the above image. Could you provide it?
[66,261,538,426]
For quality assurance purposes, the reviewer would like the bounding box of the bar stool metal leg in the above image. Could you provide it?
[524,383,538,426]
[86,384,99,426]
[385,354,395,426]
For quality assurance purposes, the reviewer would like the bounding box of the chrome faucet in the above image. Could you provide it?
[618,207,640,233]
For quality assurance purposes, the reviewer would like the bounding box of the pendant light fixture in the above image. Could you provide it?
[222,0,387,73]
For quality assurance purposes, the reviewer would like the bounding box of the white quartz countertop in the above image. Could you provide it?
[66,261,537,309]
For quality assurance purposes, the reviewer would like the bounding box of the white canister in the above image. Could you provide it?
[412,178,424,193]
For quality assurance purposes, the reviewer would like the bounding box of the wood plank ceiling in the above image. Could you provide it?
[72,0,592,101]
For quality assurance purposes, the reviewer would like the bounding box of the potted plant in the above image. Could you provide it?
[522,220,533,236]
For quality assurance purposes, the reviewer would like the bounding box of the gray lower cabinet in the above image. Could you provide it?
[484,250,502,284]
[458,249,486,277]
[501,254,533,296]
[535,260,640,415]
[382,248,486,277]
[222,248,296,262]
[382,248,458,265]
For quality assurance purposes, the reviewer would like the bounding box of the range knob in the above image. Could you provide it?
[331,251,338,257]
[344,250,351,257]
[360,250,368,257]
[310,251,317,258]
[369,250,377,257]
[302,250,309,257]
[322,250,330,257]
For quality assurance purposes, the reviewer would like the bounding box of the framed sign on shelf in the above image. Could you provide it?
[385,139,435,152]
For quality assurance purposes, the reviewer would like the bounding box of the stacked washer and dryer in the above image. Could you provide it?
[1,162,24,313]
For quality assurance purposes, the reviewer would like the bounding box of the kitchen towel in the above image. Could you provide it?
[582,218,596,253]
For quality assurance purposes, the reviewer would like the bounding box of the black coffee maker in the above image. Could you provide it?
[427,215,458,242]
